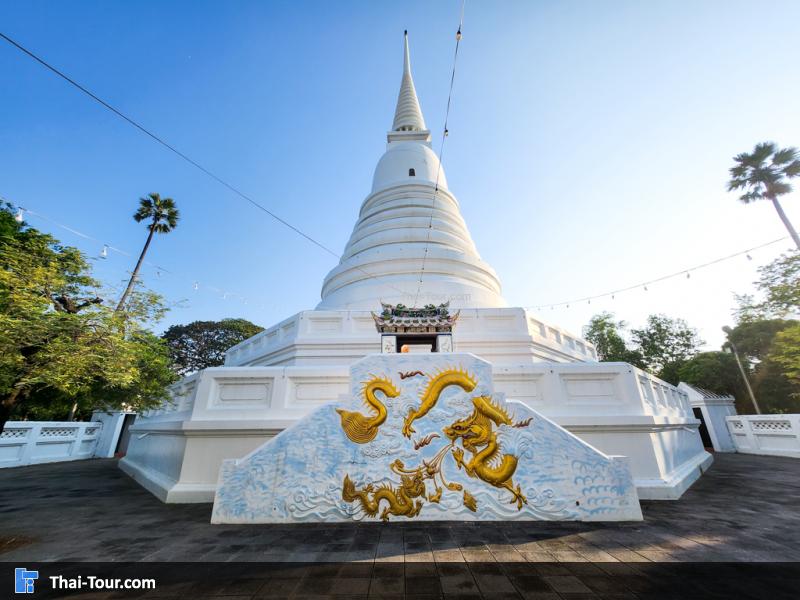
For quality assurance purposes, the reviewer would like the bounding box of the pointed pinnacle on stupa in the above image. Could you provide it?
[391,31,427,132]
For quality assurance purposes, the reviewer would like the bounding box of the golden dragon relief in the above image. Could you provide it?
[339,368,532,521]
[336,375,400,444]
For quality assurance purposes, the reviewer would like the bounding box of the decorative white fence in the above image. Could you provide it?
[0,421,103,468]
[726,414,800,458]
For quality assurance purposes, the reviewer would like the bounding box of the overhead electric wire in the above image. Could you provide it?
[0,30,416,300]
[413,0,465,307]
[0,31,339,258]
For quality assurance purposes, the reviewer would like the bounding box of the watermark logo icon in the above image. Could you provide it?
[14,568,38,594]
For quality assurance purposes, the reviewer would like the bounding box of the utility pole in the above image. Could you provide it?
[722,326,761,414]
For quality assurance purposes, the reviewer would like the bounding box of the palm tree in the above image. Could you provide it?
[728,142,800,249]
[116,193,179,311]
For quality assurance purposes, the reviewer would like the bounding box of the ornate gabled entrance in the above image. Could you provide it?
[372,302,459,353]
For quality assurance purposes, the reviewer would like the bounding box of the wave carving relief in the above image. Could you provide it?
[211,353,642,523]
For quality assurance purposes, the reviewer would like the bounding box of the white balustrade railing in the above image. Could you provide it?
[726,414,800,458]
[0,421,102,468]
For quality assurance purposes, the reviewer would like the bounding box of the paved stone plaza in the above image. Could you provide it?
[1,454,799,598]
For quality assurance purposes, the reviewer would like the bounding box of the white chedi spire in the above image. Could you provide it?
[392,31,427,132]
[317,33,506,311]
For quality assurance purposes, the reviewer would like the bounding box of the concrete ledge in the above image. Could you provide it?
[118,456,174,503]
[119,456,217,503]
[636,450,714,500]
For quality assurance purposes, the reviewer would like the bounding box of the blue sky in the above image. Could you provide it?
[1,0,799,349]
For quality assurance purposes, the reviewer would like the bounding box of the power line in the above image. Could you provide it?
[0,30,416,301]
[7,201,273,311]
[0,31,339,258]
[414,0,465,307]
[529,237,790,310]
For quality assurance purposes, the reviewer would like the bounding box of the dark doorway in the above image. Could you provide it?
[396,335,437,353]
[114,414,137,457]
[692,407,713,449]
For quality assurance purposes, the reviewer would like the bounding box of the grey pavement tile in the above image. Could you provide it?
[406,561,438,578]
[372,562,405,577]
[516,594,560,600]
[531,564,571,576]
[519,551,556,562]
[329,577,372,596]
[508,574,552,593]
[541,575,594,594]
[440,573,480,595]
[369,576,405,595]
[253,577,301,597]
[473,573,518,595]
[434,549,466,563]
[404,574,443,596]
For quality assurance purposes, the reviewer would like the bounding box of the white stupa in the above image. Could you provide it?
[220,33,595,367]
[318,33,505,312]
[121,34,711,504]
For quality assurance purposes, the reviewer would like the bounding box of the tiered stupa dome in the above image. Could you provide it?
[317,32,506,311]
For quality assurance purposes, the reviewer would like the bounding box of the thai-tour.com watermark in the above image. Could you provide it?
[14,567,155,594]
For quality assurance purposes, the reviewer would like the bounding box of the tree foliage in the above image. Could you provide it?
[728,142,800,204]
[630,314,704,380]
[728,319,796,362]
[162,318,264,375]
[583,312,702,381]
[117,192,180,312]
[722,319,800,413]
[728,142,800,248]
[582,313,644,366]
[737,251,800,320]
[0,205,177,430]
[677,352,749,410]
[771,323,800,392]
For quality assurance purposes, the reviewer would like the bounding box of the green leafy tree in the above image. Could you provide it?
[0,206,176,432]
[728,142,800,249]
[771,323,800,393]
[162,318,264,375]
[728,319,796,361]
[117,193,179,311]
[736,251,800,320]
[631,314,703,382]
[724,319,800,413]
[583,312,645,367]
[677,352,749,411]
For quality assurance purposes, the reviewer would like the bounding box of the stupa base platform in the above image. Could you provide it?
[121,356,710,505]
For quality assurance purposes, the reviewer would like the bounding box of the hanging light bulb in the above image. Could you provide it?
[14,208,24,223]
[746,254,752,261]
[588,299,591,305]
[100,245,108,258]
[686,272,691,279]
[444,128,449,137]
[193,282,199,291]
[611,294,615,300]
[456,28,462,41]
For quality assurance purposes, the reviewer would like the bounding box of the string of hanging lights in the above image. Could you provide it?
[528,236,789,311]
[11,201,788,319]
[8,202,272,311]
